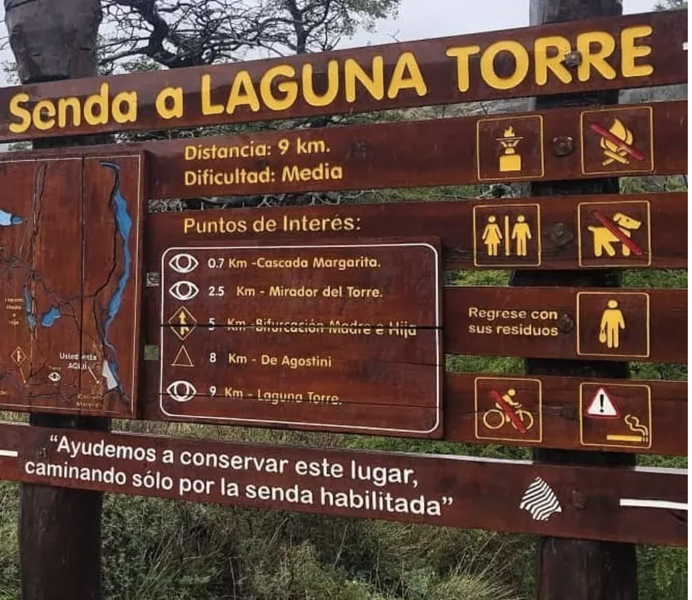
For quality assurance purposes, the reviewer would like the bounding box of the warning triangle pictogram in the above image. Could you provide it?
[586,387,619,418]
[172,345,194,368]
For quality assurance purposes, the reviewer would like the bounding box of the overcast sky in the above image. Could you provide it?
[0,0,662,73]
[345,0,660,48]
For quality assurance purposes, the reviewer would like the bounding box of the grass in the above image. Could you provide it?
[0,184,687,599]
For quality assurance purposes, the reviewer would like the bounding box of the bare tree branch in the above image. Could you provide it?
[98,0,399,71]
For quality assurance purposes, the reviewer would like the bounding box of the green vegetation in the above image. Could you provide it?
[0,477,532,600]
[0,0,686,596]
[0,181,687,599]
[655,0,688,10]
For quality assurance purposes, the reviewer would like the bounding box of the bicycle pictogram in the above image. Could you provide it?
[482,388,535,434]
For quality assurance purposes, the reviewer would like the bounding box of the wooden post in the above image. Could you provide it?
[5,1,108,599]
[514,1,637,599]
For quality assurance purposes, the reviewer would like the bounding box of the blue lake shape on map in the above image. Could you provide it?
[100,161,132,394]
[40,306,62,327]
[2,165,131,395]
[0,209,22,226]
[2,207,61,330]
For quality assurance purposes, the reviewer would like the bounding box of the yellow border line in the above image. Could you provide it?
[476,115,545,182]
[580,106,655,176]
[577,200,652,267]
[474,376,543,443]
[579,382,652,449]
[576,291,651,358]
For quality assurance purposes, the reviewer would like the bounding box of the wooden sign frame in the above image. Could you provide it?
[0,153,147,417]
[157,240,444,437]
[0,421,685,546]
[0,11,685,142]
[143,191,688,271]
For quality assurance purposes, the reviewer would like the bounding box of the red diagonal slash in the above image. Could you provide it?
[589,123,646,162]
[592,210,644,256]
[489,389,528,434]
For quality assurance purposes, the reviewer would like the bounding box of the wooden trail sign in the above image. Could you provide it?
[444,374,686,456]
[158,241,443,437]
[0,11,685,142]
[0,421,685,546]
[146,192,688,271]
[1,182,685,421]
[0,154,146,417]
[445,286,686,363]
[0,3,684,599]
[149,101,687,196]
[3,101,687,195]
[136,371,687,456]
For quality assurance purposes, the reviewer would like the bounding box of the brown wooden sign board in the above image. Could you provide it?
[145,192,687,271]
[4,101,684,195]
[148,101,687,197]
[0,155,145,416]
[138,372,688,456]
[444,374,686,456]
[0,422,685,546]
[0,11,685,142]
[151,273,687,365]
[159,241,443,437]
[445,286,686,364]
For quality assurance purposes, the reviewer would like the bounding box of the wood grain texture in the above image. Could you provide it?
[138,370,688,455]
[0,154,146,417]
[150,284,688,364]
[0,101,685,194]
[4,245,685,453]
[525,2,637,597]
[138,369,687,455]
[444,286,686,363]
[144,192,688,270]
[10,3,109,600]
[5,0,101,82]
[0,422,685,546]
[443,373,686,456]
[158,241,443,437]
[0,11,685,141]
[148,102,687,197]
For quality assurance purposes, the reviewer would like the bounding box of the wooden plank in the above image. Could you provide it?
[145,192,687,270]
[5,273,684,455]
[0,158,84,409]
[0,101,685,192]
[0,422,685,546]
[0,11,685,142]
[151,258,686,364]
[444,374,686,456]
[148,101,687,196]
[0,162,36,410]
[79,155,145,416]
[158,241,443,437]
[6,270,684,452]
[0,154,145,417]
[137,371,686,456]
[444,286,686,363]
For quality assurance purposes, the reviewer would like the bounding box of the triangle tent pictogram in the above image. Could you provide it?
[586,387,619,418]
[172,345,194,368]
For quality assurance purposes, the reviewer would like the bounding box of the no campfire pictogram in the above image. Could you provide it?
[589,122,647,165]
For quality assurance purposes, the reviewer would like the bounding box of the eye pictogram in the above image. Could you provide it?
[166,380,197,403]
[48,372,62,382]
[168,253,199,274]
[169,281,200,302]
